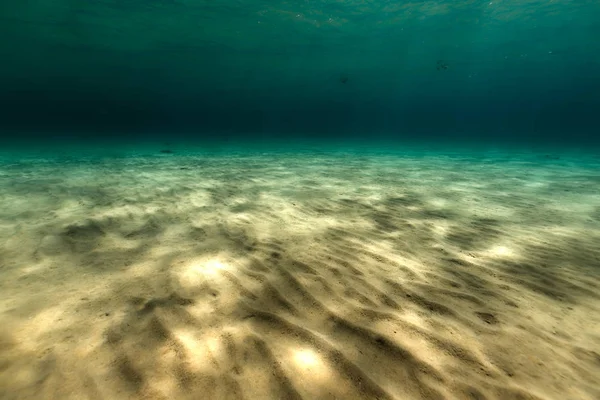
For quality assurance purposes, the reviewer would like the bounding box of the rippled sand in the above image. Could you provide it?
[1,150,599,400]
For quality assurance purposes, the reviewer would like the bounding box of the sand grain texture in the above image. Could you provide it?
[0,151,599,400]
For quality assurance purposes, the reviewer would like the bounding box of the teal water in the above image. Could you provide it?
[0,0,599,146]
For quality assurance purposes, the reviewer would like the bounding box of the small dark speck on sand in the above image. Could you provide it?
[160,149,174,154]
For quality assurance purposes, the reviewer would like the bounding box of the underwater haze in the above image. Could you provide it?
[0,0,599,146]
[1,2,600,400]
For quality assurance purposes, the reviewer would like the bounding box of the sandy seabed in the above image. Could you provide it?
[0,150,599,400]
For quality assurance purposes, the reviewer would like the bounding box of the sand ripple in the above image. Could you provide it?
[1,152,599,399]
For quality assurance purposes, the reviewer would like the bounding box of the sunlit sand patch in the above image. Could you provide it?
[186,191,212,208]
[361,191,385,203]
[104,234,144,251]
[401,309,430,332]
[172,329,210,372]
[359,240,427,277]
[179,256,231,285]
[288,347,336,392]
[18,260,53,276]
[431,221,450,236]
[53,198,88,216]
[156,328,237,382]
[93,205,144,220]
[429,198,448,208]
[389,326,448,371]
[524,181,547,188]
[487,244,518,258]
[470,204,515,219]
[16,304,69,350]
[294,348,320,368]
[269,200,345,236]
[545,225,589,237]
[205,333,224,357]
[151,377,180,400]
[286,340,395,398]
[175,255,246,314]
[292,347,332,378]
[11,367,39,391]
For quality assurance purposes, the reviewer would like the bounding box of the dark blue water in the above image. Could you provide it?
[1,0,599,149]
